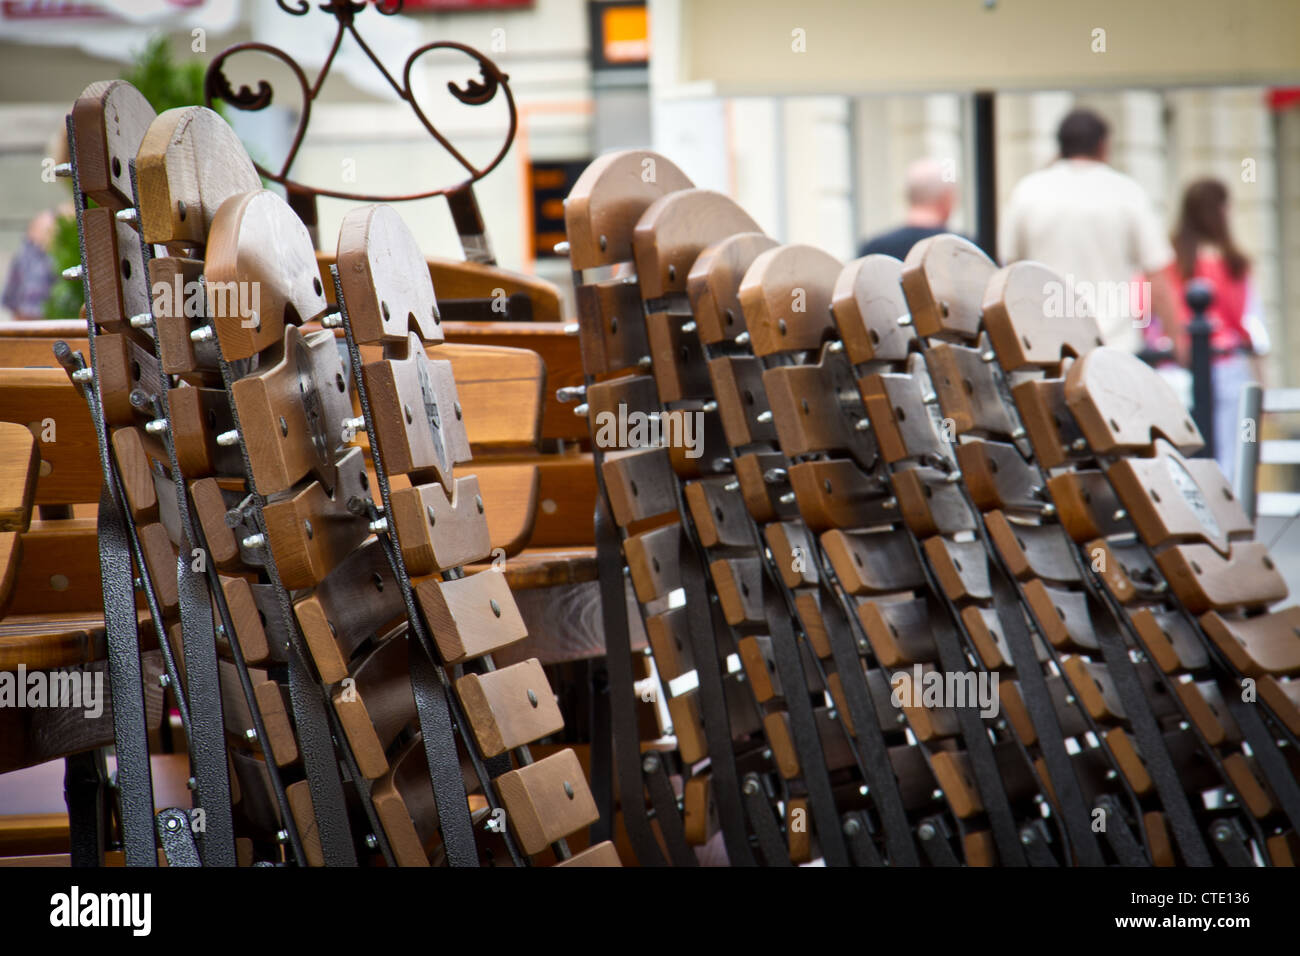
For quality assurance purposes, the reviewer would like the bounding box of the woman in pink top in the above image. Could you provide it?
[1152,179,1268,481]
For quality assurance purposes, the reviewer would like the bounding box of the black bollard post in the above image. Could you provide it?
[1185,278,1215,460]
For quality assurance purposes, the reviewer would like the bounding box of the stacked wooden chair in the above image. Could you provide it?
[5,110,1297,868]
[0,79,616,867]
[560,149,1300,866]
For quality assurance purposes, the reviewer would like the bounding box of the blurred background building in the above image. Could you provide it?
[1,0,1297,389]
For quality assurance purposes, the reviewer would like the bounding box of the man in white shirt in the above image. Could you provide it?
[1000,109,1179,355]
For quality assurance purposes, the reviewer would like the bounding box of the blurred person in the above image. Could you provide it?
[1146,178,1268,481]
[858,158,965,260]
[2,209,57,321]
[1000,108,1181,356]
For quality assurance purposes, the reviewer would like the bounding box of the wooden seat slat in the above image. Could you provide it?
[456,658,565,758]
[495,749,599,854]
[1200,607,1300,677]
[415,570,528,665]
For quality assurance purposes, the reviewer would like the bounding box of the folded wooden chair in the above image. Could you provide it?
[563,153,761,866]
[619,186,1060,866]
[942,243,1300,864]
[560,149,1300,866]
[27,77,616,866]
[690,235,1054,866]
[564,153,938,865]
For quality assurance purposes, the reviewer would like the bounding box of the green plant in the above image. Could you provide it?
[122,34,221,118]
[41,34,220,318]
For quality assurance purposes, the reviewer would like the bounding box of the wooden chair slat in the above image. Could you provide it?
[1064,347,1204,456]
[899,234,995,341]
[739,244,840,356]
[632,189,761,300]
[206,189,329,360]
[389,477,494,575]
[415,570,528,665]
[1155,541,1288,614]
[137,106,261,246]
[822,528,926,596]
[563,150,693,271]
[495,749,598,854]
[456,658,565,758]
[982,261,1104,371]
[688,233,778,345]
[831,254,914,364]
[1200,607,1300,677]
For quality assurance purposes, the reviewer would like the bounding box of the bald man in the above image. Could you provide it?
[858,158,966,261]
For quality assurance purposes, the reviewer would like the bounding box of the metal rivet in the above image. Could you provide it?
[404,404,413,424]
[382,301,390,320]
[491,598,501,617]
[279,416,288,437]
[427,505,436,527]
[475,494,484,514]
[304,519,313,540]
[527,688,538,707]
[454,401,462,420]
[563,781,575,799]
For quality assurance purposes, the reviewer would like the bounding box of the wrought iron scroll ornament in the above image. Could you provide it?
[204,0,518,204]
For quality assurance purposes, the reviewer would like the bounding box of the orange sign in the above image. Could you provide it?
[601,4,648,65]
